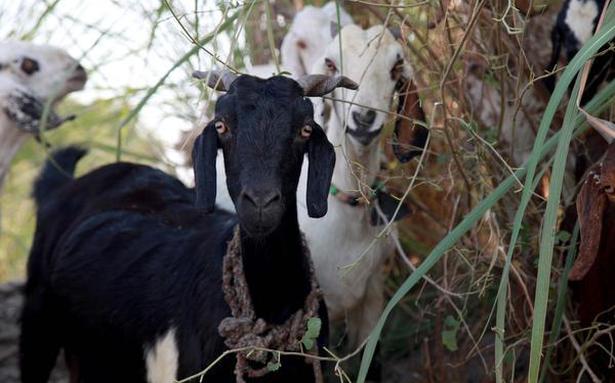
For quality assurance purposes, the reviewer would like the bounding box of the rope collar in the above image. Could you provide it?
[219,226,323,383]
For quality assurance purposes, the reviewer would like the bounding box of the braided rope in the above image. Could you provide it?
[219,226,324,383]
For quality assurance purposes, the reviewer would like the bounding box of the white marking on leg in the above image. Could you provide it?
[145,328,178,383]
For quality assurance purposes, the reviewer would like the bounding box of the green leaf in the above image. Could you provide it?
[301,317,322,350]
[441,315,460,352]
[306,317,322,337]
[555,230,571,244]
[267,361,281,372]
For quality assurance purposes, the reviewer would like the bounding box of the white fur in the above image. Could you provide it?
[145,328,179,383]
[565,0,599,45]
[297,25,411,347]
[279,3,353,77]
[0,41,85,192]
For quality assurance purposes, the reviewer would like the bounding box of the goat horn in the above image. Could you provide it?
[297,75,358,97]
[192,70,238,92]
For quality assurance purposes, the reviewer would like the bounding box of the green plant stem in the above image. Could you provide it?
[493,7,615,381]
[539,222,580,383]
[115,11,239,161]
[357,73,615,382]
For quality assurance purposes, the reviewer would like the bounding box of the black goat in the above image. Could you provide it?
[20,72,358,383]
[545,0,614,104]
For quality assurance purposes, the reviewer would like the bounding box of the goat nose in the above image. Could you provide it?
[242,188,281,210]
[352,110,376,126]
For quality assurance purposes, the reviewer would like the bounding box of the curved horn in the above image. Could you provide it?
[296,74,358,97]
[192,70,238,92]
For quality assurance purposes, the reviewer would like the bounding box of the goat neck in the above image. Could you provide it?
[238,200,312,324]
[326,106,381,197]
[0,115,28,191]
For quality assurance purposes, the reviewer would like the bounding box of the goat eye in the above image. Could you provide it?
[214,121,227,134]
[300,125,313,139]
[325,58,337,73]
[20,58,39,75]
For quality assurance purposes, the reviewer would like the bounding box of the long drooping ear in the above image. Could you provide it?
[569,163,607,281]
[192,70,238,92]
[392,77,429,163]
[2,90,74,134]
[306,125,335,218]
[192,124,219,212]
[297,74,358,97]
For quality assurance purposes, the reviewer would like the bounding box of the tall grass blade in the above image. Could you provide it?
[115,10,239,161]
[539,222,580,382]
[357,11,615,376]
[494,7,615,381]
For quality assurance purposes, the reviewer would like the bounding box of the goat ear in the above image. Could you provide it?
[192,124,219,212]
[297,74,358,97]
[2,90,74,134]
[391,77,429,163]
[306,125,335,218]
[569,165,608,281]
[192,70,238,92]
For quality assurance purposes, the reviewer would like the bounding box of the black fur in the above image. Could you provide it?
[32,147,87,204]
[192,123,219,212]
[544,0,614,104]
[20,75,334,383]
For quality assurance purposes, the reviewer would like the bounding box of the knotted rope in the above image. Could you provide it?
[219,226,324,383]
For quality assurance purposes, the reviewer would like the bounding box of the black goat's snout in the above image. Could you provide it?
[237,186,284,237]
[241,188,281,210]
[352,110,376,127]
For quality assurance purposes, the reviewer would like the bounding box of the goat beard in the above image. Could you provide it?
[2,90,75,134]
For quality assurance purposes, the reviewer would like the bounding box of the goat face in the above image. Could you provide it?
[279,4,353,77]
[192,72,357,237]
[316,25,413,147]
[0,41,87,133]
[0,41,86,102]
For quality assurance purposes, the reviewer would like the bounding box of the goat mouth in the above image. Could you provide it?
[346,125,383,146]
[241,221,277,238]
[67,72,88,89]
[236,210,280,238]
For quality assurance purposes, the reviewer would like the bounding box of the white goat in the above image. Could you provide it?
[0,41,86,192]
[297,24,428,348]
[250,3,352,78]
[280,2,353,77]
